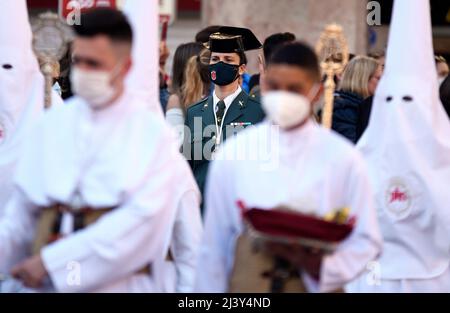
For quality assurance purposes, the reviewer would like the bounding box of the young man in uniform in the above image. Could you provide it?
[184,27,266,206]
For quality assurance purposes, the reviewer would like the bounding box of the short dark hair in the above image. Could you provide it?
[73,8,133,44]
[263,32,296,62]
[268,41,321,81]
[237,51,248,65]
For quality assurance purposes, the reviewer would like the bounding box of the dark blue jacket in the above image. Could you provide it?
[331,91,364,144]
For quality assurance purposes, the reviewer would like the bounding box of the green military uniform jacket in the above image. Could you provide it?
[183,90,265,208]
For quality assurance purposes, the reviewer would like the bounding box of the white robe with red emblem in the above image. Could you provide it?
[195,120,382,293]
[350,0,450,292]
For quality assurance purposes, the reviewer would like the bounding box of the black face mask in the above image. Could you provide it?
[209,62,240,86]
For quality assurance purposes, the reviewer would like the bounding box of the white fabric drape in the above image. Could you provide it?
[356,0,450,291]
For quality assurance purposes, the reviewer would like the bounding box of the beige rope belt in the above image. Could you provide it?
[229,234,344,293]
[33,204,166,276]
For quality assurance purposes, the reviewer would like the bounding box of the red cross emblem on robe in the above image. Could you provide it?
[390,187,408,203]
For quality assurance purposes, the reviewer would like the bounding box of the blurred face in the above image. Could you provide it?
[437,61,449,78]
[72,35,131,90]
[368,65,383,96]
[265,64,318,100]
[262,64,322,130]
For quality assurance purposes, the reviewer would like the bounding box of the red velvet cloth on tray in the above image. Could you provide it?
[238,202,354,243]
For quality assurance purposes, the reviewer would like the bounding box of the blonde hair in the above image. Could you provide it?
[339,56,379,98]
[181,49,210,110]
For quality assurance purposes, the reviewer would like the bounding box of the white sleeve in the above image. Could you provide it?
[0,190,38,272]
[41,151,179,293]
[194,154,240,293]
[165,108,185,149]
[319,153,383,292]
[170,189,203,293]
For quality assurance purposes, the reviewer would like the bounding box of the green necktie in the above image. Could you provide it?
[215,100,226,125]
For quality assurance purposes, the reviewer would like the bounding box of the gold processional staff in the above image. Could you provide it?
[316,24,349,129]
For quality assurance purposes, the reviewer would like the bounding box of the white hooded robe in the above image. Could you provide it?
[350,0,450,293]
[196,120,382,293]
[0,0,50,273]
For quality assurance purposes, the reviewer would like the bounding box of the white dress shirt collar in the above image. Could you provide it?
[213,85,242,113]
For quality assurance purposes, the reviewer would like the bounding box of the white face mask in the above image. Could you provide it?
[262,87,319,129]
[70,64,121,109]
[438,76,446,86]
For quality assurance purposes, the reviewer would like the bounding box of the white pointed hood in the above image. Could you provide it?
[0,0,45,215]
[0,0,44,148]
[357,0,450,279]
[0,0,46,272]
[123,0,163,117]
